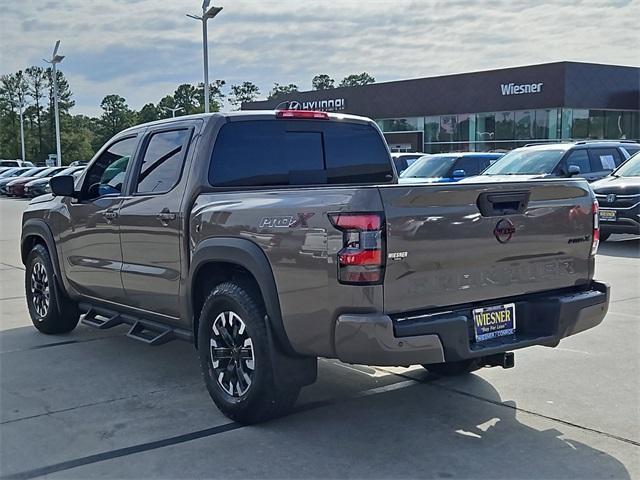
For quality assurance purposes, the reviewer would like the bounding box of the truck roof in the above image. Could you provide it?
[120,110,374,134]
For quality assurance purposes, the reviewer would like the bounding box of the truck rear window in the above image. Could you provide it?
[209,120,393,187]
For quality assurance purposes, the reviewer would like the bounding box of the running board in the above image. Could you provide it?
[127,321,174,346]
[78,302,192,345]
[81,307,124,330]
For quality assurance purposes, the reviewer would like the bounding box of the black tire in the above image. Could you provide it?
[25,243,80,334]
[198,281,300,424]
[422,359,481,376]
[600,232,611,242]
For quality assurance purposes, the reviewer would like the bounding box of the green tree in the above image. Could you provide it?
[196,80,226,112]
[97,94,134,146]
[312,74,335,90]
[268,82,299,100]
[339,72,375,87]
[157,95,178,119]
[0,72,29,160]
[139,103,159,123]
[173,83,199,115]
[229,81,260,110]
[25,66,47,160]
[61,115,96,164]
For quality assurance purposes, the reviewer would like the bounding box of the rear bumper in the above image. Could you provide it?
[334,281,609,366]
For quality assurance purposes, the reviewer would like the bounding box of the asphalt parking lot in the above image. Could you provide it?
[0,197,638,479]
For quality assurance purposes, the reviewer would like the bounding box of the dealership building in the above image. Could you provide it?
[244,62,640,153]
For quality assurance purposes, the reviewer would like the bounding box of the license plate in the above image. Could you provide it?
[599,209,616,222]
[473,303,516,342]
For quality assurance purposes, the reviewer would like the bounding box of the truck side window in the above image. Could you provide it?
[135,130,189,194]
[82,136,138,200]
[564,150,591,174]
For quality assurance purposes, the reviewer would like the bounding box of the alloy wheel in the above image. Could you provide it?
[210,311,255,397]
[30,262,50,319]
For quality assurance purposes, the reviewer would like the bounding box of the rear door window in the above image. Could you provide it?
[209,120,392,187]
[588,148,623,172]
[135,129,190,194]
[453,157,482,176]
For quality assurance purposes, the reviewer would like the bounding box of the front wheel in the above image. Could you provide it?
[25,244,80,334]
[198,281,300,424]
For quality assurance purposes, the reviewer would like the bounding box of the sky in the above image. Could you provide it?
[1,0,639,116]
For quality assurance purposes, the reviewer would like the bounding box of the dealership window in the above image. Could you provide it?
[515,111,534,140]
[561,109,573,139]
[572,110,590,138]
[589,110,606,139]
[439,116,457,142]
[495,112,515,140]
[378,117,423,132]
[476,113,495,141]
[424,116,440,143]
[605,111,639,140]
[456,114,472,141]
[534,109,559,140]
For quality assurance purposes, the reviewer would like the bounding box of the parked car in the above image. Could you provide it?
[591,151,640,240]
[399,152,503,183]
[0,167,44,194]
[0,167,26,178]
[0,159,35,168]
[391,152,427,175]
[22,110,608,424]
[482,141,639,182]
[6,167,66,197]
[24,166,85,198]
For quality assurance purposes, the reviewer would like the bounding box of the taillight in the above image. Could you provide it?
[329,212,384,285]
[275,110,329,119]
[591,200,599,256]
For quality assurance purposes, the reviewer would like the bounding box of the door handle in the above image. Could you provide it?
[156,209,176,225]
[103,211,118,223]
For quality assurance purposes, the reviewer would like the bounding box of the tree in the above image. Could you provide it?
[138,103,159,124]
[0,72,29,160]
[229,82,260,110]
[339,72,375,88]
[157,95,178,119]
[312,74,335,90]
[268,82,299,100]
[173,83,199,115]
[196,80,226,112]
[97,94,134,146]
[25,66,47,159]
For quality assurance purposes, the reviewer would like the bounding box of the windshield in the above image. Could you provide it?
[613,152,640,177]
[400,156,457,178]
[483,149,565,175]
[0,168,20,178]
[17,167,41,177]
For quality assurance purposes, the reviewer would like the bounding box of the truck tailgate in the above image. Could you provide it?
[379,180,594,314]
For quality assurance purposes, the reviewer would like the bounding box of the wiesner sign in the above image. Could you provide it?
[500,82,544,96]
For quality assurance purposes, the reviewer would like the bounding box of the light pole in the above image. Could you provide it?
[18,100,26,162]
[44,40,65,167]
[187,1,222,113]
[169,106,182,118]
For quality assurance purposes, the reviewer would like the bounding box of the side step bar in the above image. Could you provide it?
[78,303,192,346]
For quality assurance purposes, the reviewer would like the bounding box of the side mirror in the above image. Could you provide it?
[567,165,581,177]
[50,175,76,197]
[452,169,466,178]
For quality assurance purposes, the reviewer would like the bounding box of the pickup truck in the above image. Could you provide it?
[21,110,610,424]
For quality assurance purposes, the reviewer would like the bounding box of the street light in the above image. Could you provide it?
[18,99,26,162]
[168,106,182,118]
[187,1,223,114]
[43,40,65,167]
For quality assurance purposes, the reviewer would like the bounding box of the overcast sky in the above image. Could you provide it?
[2,0,639,116]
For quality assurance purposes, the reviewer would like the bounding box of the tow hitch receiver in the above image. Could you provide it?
[482,352,515,369]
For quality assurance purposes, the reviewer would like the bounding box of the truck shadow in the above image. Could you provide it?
[598,236,640,258]
[0,326,632,479]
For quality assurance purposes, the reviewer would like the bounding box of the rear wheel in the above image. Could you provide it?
[198,281,300,424]
[25,244,80,334]
[422,359,481,376]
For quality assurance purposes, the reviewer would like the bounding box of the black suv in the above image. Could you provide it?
[482,141,639,182]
